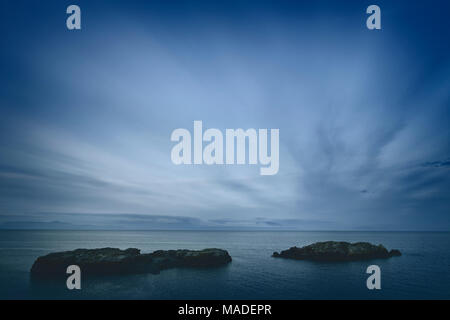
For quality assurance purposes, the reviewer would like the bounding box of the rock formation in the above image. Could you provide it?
[272,241,401,262]
[31,247,232,279]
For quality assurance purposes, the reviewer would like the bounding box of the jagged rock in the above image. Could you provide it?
[30,247,231,279]
[272,241,401,262]
[388,249,402,257]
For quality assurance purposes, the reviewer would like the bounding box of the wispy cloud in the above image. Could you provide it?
[0,0,449,230]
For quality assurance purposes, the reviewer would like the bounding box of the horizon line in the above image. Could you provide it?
[0,229,449,232]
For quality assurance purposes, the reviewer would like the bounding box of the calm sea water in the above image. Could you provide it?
[0,230,449,299]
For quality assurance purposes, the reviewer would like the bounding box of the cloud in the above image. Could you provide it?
[0,213,337,230]
[422,159,450,168]
[0,1,449,230]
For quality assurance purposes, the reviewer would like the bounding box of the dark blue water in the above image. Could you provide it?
[0,230,449,299]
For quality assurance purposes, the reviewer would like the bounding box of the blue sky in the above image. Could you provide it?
[0,0,449,230]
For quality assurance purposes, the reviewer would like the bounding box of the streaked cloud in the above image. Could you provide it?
[0,0,448,230]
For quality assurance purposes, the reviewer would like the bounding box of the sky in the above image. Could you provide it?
[0,0,449,230]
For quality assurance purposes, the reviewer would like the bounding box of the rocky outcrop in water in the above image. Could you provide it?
[30,247,232,279]
[272,241,401,262]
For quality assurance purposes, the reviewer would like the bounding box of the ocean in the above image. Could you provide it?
[0,230,449,299]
